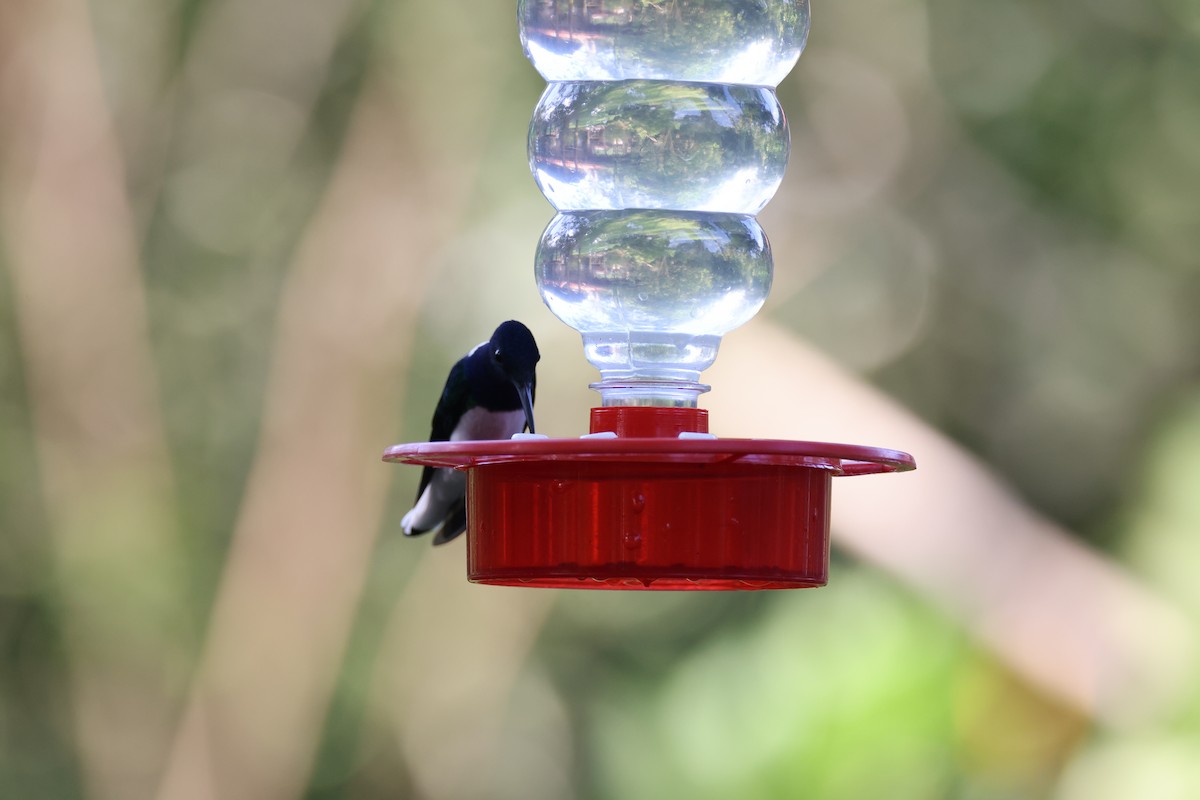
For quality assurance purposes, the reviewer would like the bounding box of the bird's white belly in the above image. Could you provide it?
[450,407,527,441]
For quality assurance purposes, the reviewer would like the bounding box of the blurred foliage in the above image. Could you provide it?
[1,0,1198,798]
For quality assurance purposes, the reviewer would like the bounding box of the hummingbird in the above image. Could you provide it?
[401,320,540,545]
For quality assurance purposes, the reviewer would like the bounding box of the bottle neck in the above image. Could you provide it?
[590,379,710,409]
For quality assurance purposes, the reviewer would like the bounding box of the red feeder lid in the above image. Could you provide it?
[384,407,914,590]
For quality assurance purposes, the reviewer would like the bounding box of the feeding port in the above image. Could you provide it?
[384,0,915,589]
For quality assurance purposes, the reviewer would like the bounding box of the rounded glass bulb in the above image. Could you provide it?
[537,210,772,404]
[530,81,788,214]
[519,0,810,87]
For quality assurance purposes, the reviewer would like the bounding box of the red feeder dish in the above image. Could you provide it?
[384,407,914,590]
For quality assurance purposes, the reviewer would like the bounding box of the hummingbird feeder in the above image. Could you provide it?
[385,0,914,589]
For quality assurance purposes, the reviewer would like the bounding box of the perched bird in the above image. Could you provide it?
[401,320,540,544]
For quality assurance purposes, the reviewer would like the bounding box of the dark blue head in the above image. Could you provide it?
[487,320,540,433]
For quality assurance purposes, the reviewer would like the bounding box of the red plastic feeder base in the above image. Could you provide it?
[384,407,914,590]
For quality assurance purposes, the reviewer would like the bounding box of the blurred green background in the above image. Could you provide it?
[1,0,1199,798]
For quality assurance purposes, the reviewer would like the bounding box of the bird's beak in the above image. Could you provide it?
[515,381,536,435]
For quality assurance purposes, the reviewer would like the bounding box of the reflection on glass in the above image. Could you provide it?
[519,0,809,86]
[530,81,788,214]
[537,210,772,394]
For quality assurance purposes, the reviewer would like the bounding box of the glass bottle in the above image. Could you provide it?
[521,0,810,406]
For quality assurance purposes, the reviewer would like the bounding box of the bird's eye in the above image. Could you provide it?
[493,348,503,363]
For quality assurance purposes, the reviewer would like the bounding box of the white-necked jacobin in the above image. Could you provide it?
[401,320,540,545]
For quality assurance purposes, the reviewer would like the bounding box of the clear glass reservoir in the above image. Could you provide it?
[519,0,810,87]
[529,81,788,214]
[523,0,806,406]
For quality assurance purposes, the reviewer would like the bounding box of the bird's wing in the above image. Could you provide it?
[415,356,472,503]
[432,498,467,545]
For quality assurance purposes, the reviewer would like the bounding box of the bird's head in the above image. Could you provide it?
[488,320,540,433]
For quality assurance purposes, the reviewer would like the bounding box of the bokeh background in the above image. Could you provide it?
[2,0,1199,798]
